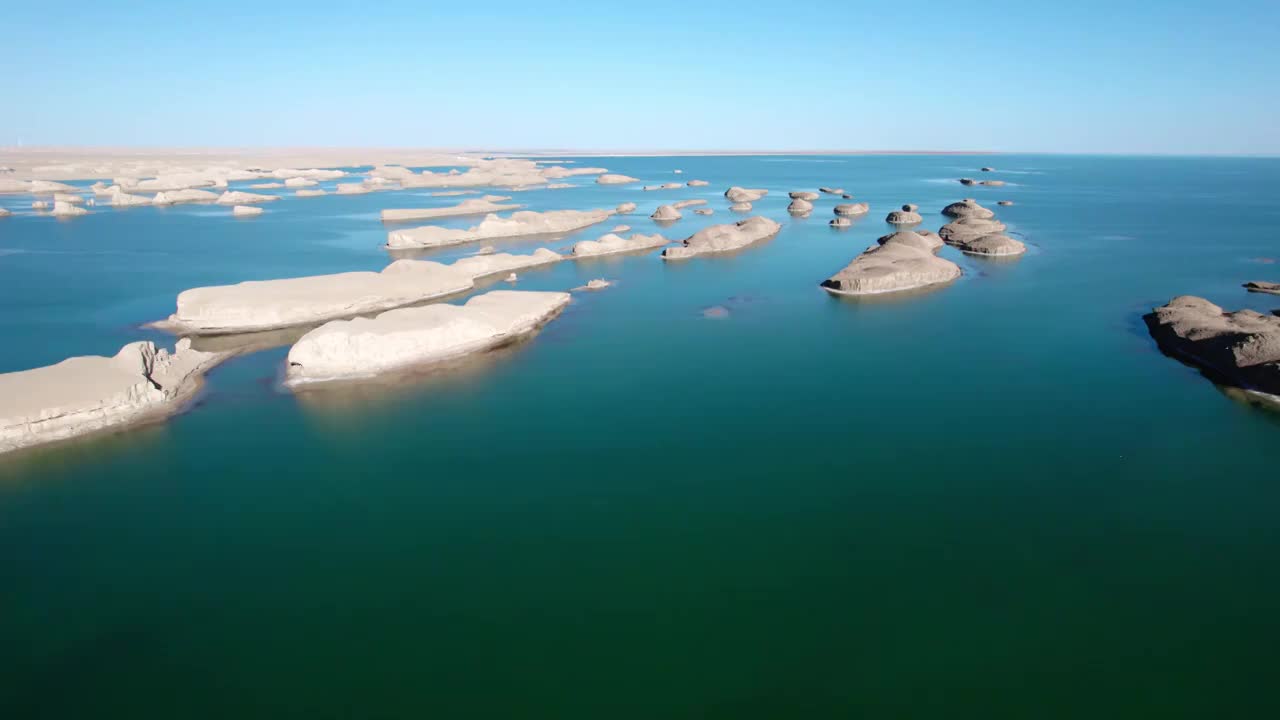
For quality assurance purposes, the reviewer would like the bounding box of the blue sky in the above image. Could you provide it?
[2,0,1277,154]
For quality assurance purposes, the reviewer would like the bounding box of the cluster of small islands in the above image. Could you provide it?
[1,155,1277,455]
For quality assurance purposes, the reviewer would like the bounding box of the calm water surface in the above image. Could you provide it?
[2,155,1279,717]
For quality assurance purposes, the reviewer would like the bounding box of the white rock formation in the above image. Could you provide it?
[32,200,48,210]
[232,205,264,217]
[217,191,279,205]
[109,189,152,207]
[249,182,285,189]
[51,201,88,217]
[272,168,346,181]
[616,202,637,214]
[687,180,709,187]
[0,340,225,454]
[942,198,996,219]
[819,187,844,195]
[725,187,768,203]
[790,191,820,201]
[572,233,668,258]
[651,205,683,221]
[159,247,567,336]
[541,166,608,179]
[335,183,372,195]
[643,183,684,191]
[612,224,631,232]
[385,208,613,250]
[694,208,714,216]
[788,198,814,214]
[285,291,571,384]
[153,189,219,205]
[284,177,318,188]
[53,192,86,204]
[729,202,752,212]
[834,202,869,216]
[885,208,923,225]
[596,174,640,185]
[661,217,782,260]
[379,198,521,223]
[0,178,31,194]
[296,189,327,197]
[30,180,80,194]
[951,233,1026,257]
[574,279,611,291]
[161,261,476,335]
[820,238,961,296]
[0,208,10,217]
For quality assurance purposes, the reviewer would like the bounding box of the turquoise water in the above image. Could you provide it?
[3,155,1280,717]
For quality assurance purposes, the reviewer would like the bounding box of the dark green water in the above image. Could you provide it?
[3,155,1280,717]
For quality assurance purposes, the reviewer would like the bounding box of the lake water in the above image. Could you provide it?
[3,155,1280,717]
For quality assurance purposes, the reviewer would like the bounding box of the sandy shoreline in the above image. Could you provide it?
[0,146,998,180]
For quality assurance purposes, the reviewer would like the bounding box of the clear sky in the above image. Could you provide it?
[3,0,1277,154]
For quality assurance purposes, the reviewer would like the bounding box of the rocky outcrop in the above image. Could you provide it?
[216,191,279,205]
[819,187,844,195]
[616,202,637,214]
[386,208,613,250]
[51,201,88,217]
[0,340,226,454]
[572,232,668,258]
[694,208,714,216]
[661,217,781,260]
[0,208,9,217]
[285,291,571,384]
[788,198,814,214]
[830,217,852,228]
[877,230,943,253]
[1244,281,1280,295]
[981,167,995,172]
[30,180,82,194]
[951,233,1026,257]
[885,208,922,225]
[380,198,521,223]
[232,205,264,217]
[643,183,684,191]
[725,187,768,203]
[939,217,1008,244]
[980,180,1006,187]
[596,174,639,185]
[153,189,219,205]
[249,182,285,189]
[790,191,820,201]
[296,189,327,197]
[942,198,995,219]
[53,193,85,204]
[997,200,1014,206]
[1145,296,1280,397]
[575,279,611,291]
[835,202,870,216]
[687,180,709,187]
[541,166,608,179]
[284,177,318,188]
[161,260,475,335]
[729,202,752,212]
[335,183,372,195]
[821,237,961,296]
[108,189,152,206]
[651,205,682,221]
[959,178,978,186]
[160,248,564,336]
